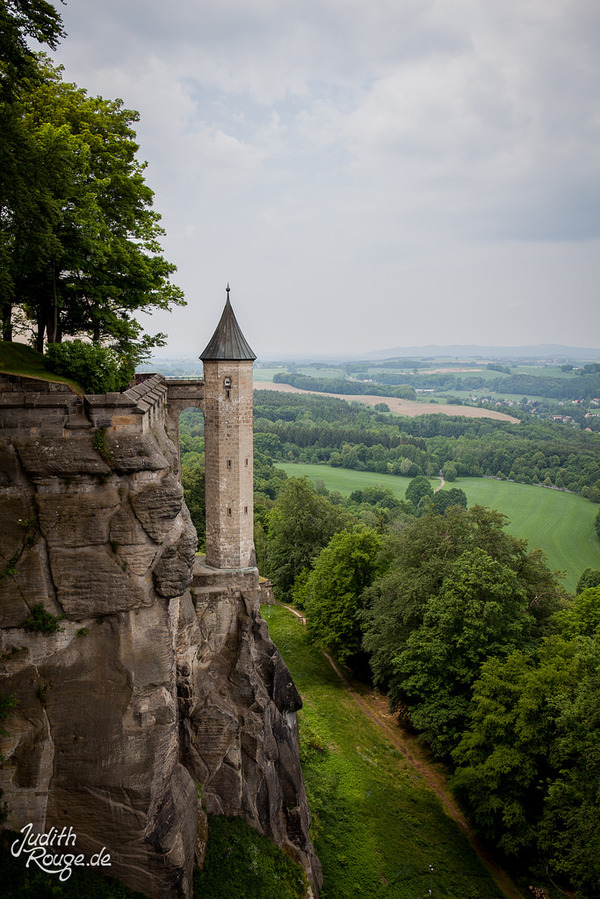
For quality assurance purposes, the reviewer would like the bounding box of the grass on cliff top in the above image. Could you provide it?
[0,341,82,394]
[264,603,509,899]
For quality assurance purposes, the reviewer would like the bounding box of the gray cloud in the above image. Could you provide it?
[49,0,600,356]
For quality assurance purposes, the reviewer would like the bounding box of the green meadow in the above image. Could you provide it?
[277,462,600,593]
[265,604,513,899]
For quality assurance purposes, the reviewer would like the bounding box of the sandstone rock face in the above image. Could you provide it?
[0,375,320,898]
[178,566,322,889]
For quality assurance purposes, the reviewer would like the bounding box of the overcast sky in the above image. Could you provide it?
[49,0,599,358]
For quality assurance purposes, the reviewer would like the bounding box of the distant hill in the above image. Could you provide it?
[362,344,600,362]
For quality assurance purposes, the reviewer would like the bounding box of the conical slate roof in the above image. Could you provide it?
[200,288,256,362]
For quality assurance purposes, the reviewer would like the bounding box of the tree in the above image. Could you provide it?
[441,461,457,482]
[405,475,433,507]
[298,528,382,664]
[538,634,600,895]
[596,506,600,539]
[266,477,350,601]
[451,588,600,890]
[451,637,579,857]
[429,487,467,515]
[392,547,531,757]
[363,506,565,700]
[181,456,205,552]
[554,584,600,638]
[0,0,64,98]
[1,57,184,357]
[2,2,65,338]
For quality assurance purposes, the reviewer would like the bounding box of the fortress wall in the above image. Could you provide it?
[0,373,169,437]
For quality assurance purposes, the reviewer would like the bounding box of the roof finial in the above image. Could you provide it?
[226,283,230,301]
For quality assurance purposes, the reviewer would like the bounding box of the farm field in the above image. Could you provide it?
[265,604,513,899]
[277,463,600,593]
[257,381,519,422]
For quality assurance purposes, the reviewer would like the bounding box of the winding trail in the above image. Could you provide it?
[277,601,528,899]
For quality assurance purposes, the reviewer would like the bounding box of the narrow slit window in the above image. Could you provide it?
[244,506,248,514]
[227,459,232,469]
[227,507,232,516]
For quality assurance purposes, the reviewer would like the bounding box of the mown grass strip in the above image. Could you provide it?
[265,604,510,899]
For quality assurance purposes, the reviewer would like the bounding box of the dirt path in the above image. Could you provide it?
[277,602,527,899]
[256,381,520,423]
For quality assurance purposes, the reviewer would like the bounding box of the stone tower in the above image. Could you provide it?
[201,287,256,569]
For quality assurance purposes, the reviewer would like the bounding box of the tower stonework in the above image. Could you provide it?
[201,290,256,569]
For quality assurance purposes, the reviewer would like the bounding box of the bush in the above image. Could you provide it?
[24,603,63,634]
[46,341,133,394]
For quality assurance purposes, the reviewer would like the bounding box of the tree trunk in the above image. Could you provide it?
[36,308,45,353]
[1,301,12,341]
[46,266,58,344]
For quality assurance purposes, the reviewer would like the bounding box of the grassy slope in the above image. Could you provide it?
[277,462,600,593]
[0,341,82,394]
[266,604,510,899]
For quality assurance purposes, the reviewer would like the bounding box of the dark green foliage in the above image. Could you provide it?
[0,690,17,724]
[266,477,351,600]
[576,566,600,595]
[393,547,532,758]
[0,830,146,898]
[181,458,205,552]
[92,427,113,464]
[537,635,600,896]
[405,475,433,507]
[297,528,382,663]
[452,627,600,895]
[449,585,600,891]
[0,1,64,98]
[363,506,565,705]
[24,602,62,633]
[194,816,306,899]
[1,54,184,351]
[0,551,19,580]
[47,341,133,394]
[451,638,579,857]
[441,460,457,481]
[554,585,600,638]
[428,487,468,515]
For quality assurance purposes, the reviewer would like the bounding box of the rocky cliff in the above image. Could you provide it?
[0,374,320,897]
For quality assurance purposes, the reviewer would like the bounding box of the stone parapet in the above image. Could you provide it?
[192,555,261,608]
[0,372,169,437]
